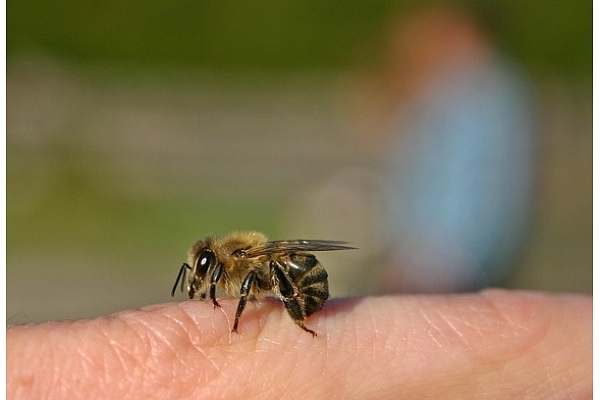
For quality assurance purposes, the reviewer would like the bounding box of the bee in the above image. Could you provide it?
[171,231,355,336]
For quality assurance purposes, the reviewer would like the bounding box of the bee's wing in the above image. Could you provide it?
[245,239,356,257]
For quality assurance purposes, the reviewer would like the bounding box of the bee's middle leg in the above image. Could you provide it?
[209,263,224,308]
[232,270,257,333]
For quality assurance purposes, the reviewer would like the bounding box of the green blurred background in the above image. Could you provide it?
[7,0,591,323]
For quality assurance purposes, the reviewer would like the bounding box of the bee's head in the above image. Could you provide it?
[187,247,217,299]
[172,237,218,299]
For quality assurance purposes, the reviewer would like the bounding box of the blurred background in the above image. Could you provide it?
[7,0,591,323]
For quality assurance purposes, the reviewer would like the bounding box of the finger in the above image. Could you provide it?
[7,290,591,399]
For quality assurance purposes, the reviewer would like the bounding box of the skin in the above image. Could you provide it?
[7,290,591,399]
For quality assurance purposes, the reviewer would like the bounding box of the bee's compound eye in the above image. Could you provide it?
[196,249,215,275]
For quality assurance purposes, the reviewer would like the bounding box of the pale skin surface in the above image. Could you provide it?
[8,290,591,399]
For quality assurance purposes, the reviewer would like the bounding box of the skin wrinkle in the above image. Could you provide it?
[60,323,97,399]
[477,292,589,399]
[379,307,406,359]
[169,322,229,398]
[441,313,482,347]
[277,331,320,397]
[416,296,479,353]
[469,369,494,398]
[481,292,555,365]
[363,302,380,385]
[348,300,410,400]
[479,290,546,335]
[142,303,226,396]
[154,315,226,399]
[50,328,67,399]
[235,322,285,392]
[537,311,590,400]
[321,299,339,383]
[254,332,292,395]
[216,351,290,398]
[52,330,72,398]
[245,303,331,399]
[538,330,576,398]
[417,308,449,351]
[480,358,517,398]
[97,327,132,395]
[88,316,147,398]
[102,316,149,388]
[126,312,177,361]
[447,313,487,339]
[362,292,571,399]
[294,339,326,398]
[252,302,287,347]
[112,309,216,399]
[173,300,294,399]
[421,291,552,367]
[543,360,567,400]
[153,312,205,371]
[160,303,216,354]
[335,316,363,396]
[73,340,94,379]
[24,327,47,398]
[33,323,84,399]
[489,353,543,399]
[134,320,183,396]
[401,304,430,368]
[318,296,367,393]
[175,300,232,347]
[112,315,158,385]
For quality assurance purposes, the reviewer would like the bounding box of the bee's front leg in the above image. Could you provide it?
[232,270,257,333]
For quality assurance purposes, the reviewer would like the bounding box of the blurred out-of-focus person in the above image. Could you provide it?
[378,7,536,293]
[284,6,536,295]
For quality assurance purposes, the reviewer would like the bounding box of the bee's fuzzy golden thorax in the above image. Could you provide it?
[188,231,269,264]
[214,231,268,259]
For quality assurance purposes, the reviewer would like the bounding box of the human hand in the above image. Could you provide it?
[8,290,591,399]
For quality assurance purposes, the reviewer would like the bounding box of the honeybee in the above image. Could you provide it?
[171,231,355,336]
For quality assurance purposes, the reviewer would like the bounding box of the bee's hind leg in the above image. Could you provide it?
[270,261,317,337]
[232,270,257,333]
[283,300,317,337]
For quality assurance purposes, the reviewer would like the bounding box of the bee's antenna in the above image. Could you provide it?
[171,263,191,297]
